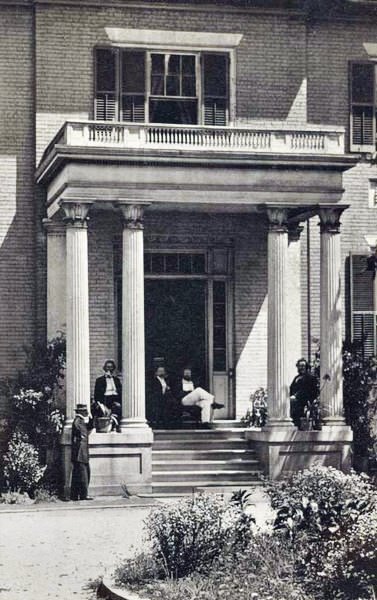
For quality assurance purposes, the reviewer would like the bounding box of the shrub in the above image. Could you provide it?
[267,466,377,600]
[0,490,33,505]
[116,534,314,600]
[3,432,46,494]
[144,493,254,579]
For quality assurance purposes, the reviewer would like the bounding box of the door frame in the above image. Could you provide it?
[114,245,235,418]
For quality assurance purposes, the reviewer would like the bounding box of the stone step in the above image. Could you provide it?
[152,459,259,472]
[153,428,246,441]
[152,448,257,461]
[152,470,260,483]
[151,481,261,494]
[153,439,248,450]
[211,420,245,429]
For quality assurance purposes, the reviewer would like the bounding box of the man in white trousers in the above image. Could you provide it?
[174,367,224,425]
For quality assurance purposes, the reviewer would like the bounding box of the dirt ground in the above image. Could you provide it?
[0,503,152,600]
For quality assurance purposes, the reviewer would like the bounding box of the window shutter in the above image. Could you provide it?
[94,48,117,121]
[350,62,375,152]
[202,54,228,126]
[350,254,376,357]
[121,50,146,122]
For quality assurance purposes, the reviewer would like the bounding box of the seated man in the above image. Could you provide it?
[93,359,122,431]
[174,367,224,427]
[290,358,319,428]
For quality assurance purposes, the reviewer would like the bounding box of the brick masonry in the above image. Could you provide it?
[1,1,377,424]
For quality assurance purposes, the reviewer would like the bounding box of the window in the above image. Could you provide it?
[144,252,206,275]
[350,62,376,152]
[94,48,229,126]
[349,254,377,357]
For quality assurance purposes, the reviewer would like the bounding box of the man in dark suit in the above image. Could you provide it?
[93,359,122,431]
[70,403,94,501]
[290,358,319,428]
[147,366,180,428]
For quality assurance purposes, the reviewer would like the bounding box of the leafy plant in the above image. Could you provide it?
[3,432,46,494]
[144,493,255,579]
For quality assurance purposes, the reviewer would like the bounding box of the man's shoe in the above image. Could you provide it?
[83,497,94,500]
[211,402,224,410]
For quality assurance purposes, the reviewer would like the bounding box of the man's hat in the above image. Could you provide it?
[75,403,89,415]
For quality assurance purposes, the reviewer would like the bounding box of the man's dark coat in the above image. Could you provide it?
[94,375,122,405]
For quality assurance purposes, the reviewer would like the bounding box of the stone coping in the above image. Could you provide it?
[0,495,160,514]
[98,578,148,600]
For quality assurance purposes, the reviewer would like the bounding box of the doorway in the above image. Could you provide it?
[145,279,207,384]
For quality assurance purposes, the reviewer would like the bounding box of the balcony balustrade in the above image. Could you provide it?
[41,120,345,163]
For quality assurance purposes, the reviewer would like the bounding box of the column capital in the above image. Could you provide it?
[318,206,347,235]
[266,207,289,233]
[42,217,66,237]
[60,200,93,228]
[288,223,304,243]
[116,202,150,230]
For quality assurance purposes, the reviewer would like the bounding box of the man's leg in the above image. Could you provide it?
[70,463,80,500]
[78,463,89,500]
[182,388,214,423]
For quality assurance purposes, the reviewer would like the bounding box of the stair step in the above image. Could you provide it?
[151,481,261,494]
[152,449,256,461]
[154,429,246,441]
[153,460,259,472]
[153,470,260,483]
[153,440,248,450]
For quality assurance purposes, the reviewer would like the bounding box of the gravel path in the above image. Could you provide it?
[0,505,152,600]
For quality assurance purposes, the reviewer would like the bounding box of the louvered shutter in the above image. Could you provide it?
[121,50,146,123]
[94,48,117,121]
[202,54,228,126]
[350,62,375,152]
[350,254,376,357]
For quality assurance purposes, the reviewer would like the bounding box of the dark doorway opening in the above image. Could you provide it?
[145,279,207,385]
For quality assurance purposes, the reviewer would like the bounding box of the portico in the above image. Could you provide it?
[37,120,355,494]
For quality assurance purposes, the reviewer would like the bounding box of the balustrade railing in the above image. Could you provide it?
[41,120,345,163]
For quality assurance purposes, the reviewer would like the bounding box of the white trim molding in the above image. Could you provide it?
[105,27,243,51]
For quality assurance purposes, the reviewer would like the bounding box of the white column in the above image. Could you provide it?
[287,224,304,384]
[43,219,66,340]
[61,200,92,425]
[319,207,345,425]
[266,207,293,426]
[117,202,149,430]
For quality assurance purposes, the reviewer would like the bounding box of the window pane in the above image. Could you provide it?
[179,254,192,273]
[96,48,116,92]
[165,254,179,273]
[151,75,164,95]
[214,326,226,347]
[182,76,196,97]
[203,54,227,97]
[192,254,206,273]
[182,55,195,75]
[213,280,225,303]
[166,75,180,96]
[168,54,180,74]
[122,51,145,94]
[149,99,198,124]
[144,254,151,273]
[352,63,374,104]
[151,54,165,74]
[151,254,164,273]
[214,349,226,372]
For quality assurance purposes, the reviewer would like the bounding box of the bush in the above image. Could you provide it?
[0,490,33,505]
[116,534,314,600]
[267,466,377,600]
[143,493,254,579]
[3,432,46,495]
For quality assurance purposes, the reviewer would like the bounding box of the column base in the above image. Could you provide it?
[60,428,154,498]
[246,425,353,479]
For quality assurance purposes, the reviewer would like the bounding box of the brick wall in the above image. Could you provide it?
[0,5,35,388]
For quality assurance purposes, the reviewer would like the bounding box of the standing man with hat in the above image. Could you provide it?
[70,403,94,501]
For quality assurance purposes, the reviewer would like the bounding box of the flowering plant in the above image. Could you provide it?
[3,432,46,494]
[241,388,268,428]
